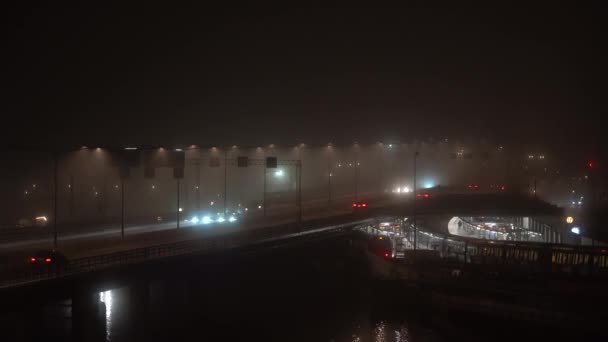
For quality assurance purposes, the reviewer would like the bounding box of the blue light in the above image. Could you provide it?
[571,227,580,235]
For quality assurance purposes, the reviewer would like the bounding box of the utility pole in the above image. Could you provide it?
[53,153,59,250]
[354,148,359,202]
[413,151,419,259]
[120,177,125,239]
[327,158,332,203]
[263,153,267,217]
[297,160,302,225]
[196,159,200,212]
[176,179,180,229]
[69,174,74,218]
[224,148,228,217]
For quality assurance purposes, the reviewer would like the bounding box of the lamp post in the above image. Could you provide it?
[327,145,332,203]
[354,144,359,202]
[413,151,419,257]
[263,148,267,217]
[53,152,59,250]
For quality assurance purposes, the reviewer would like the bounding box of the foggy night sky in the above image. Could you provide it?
[2,4,605,152]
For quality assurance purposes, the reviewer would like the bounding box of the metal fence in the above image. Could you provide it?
[0,217,373,289]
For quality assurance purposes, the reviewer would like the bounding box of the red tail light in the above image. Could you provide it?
[417,194,422,198]
[501,186,506,191]
[362,203,367,207]
[424,193,430,198]
[30,257,36,263]
[45,258,52,263]
[352,203,357,207]
[384,252,390,258]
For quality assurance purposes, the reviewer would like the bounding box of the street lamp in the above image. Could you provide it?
[413,151,419,256]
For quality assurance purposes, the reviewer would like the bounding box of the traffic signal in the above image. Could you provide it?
[144,167,155,178]
[237,156,249,167]
[266,157,277,168]
[209,157,220,167]
[118,167,130,179]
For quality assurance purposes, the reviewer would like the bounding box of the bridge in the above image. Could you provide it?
[0,191,577,290]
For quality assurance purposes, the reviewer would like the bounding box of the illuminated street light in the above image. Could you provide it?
[566,216,574,224]
[178,207,183,212]
[274,169,284,177]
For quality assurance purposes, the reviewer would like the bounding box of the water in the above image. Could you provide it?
[3,235,599,341]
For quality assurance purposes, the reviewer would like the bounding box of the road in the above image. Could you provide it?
[0,193,403,273]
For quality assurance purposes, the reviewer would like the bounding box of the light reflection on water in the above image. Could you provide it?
[99,290,113,341]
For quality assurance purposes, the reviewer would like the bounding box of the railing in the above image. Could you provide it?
[0,217,373,289]
[359,223,608,276]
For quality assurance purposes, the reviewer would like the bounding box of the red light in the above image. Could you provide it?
[417,193,422,198]
[30,257,36,263]
[501,186,506,191]
[468,185,472,189]
[45,258,51,263]
[384,252,389,258]
[474,184,479,189]
[362,203,367,207]
[588,162,594,168]
[424,193,430,198]
[352,203,357,207]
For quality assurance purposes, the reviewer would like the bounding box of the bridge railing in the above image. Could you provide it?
[0,216,373,289]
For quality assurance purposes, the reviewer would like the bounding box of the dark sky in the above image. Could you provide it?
[3,4,605,150]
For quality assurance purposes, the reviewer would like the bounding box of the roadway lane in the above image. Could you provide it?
[0,192,389,252]
[0,194,404,273]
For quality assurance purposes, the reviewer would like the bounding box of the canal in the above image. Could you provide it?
[1,233,599,341]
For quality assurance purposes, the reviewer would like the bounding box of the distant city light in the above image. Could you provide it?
[228,216,237,222]
[178,208,183,212]
[571,227,580,235]
[217,216,226,223]
[258,205,262,209]
[151,185,156,190]
[210,201,214,205]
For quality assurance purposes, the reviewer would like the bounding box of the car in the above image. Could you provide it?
[368,236,392,259]
[352,200,369,212]
[467,184,480,190]
[416,193,430,199]
[29,250,68,270]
